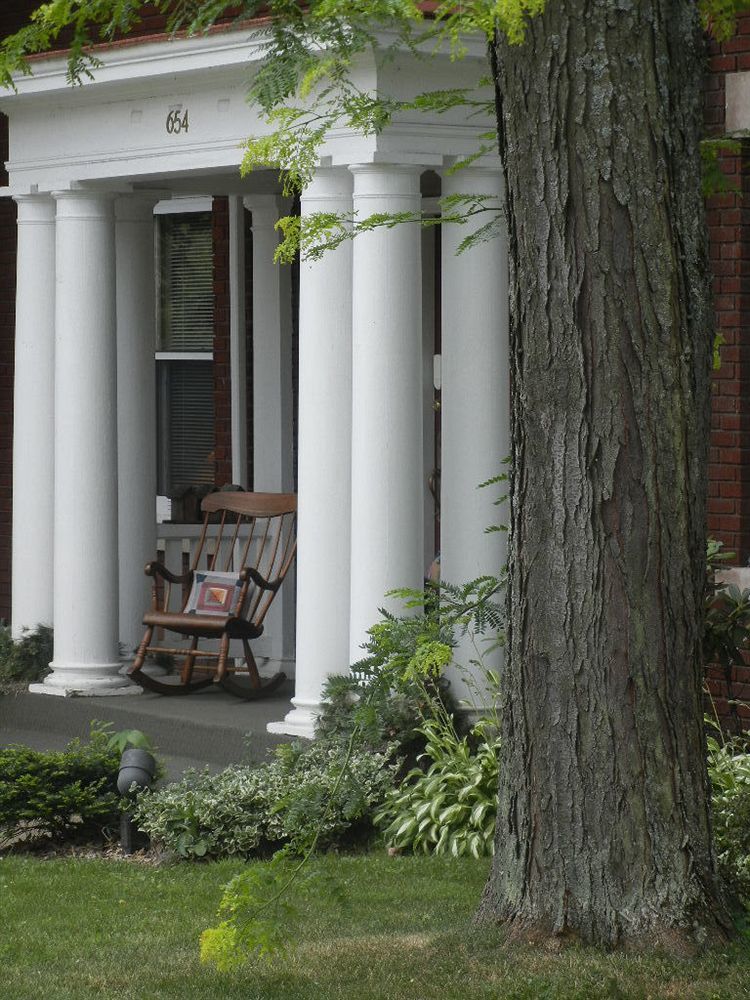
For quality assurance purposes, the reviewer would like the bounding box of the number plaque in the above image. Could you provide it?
[166,109,190,135]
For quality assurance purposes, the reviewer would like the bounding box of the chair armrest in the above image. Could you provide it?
[144,562,194,585]
[239,566,281,593]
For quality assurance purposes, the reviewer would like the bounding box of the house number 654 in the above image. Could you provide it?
[166,109,189,134]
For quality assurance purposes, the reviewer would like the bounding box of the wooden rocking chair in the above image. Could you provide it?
[128,492,296,699]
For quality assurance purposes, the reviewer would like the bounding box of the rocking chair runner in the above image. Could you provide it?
[128,492,297,699]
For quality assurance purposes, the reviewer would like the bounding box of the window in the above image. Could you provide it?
[155,210,215,501]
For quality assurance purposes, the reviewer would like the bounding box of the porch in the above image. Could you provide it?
[0,676,293,778]
[1,24,510,738]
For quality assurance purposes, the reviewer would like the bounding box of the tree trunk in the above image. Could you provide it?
[478,0,732,949]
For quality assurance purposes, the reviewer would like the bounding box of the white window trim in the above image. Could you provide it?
[154,196,213,216]
[155,351,213,362]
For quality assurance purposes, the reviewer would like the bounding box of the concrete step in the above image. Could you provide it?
[0,682,297,780]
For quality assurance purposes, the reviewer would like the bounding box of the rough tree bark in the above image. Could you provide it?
[478,0,732,949]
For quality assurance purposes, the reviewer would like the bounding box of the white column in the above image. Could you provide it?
[11,195,56,639]
[32,190,132,696]
[244,194,294,494]
[349,164,424,662]
[229,195,248,487]
[269,168,353,738]
[244,194,295,660]
[440,166,509,703]
[115,195,157,660]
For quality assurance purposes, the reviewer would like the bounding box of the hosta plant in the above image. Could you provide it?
[375,713,500,859]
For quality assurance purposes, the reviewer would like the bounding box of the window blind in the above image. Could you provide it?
[158,212,214,352]
[160,360,215,495]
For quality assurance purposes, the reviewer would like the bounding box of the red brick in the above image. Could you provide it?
[721,276,742,293]
[718,515,743,531]
[720,243,742,261]
[712,430,737,447]
[712,225,737,242]
[708,497,735,514]
[720,481,743,497]
[720,412,741,430]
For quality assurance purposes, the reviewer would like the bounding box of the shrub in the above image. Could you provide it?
[133,739,400,860]
[0,624,53,691]
[0,726,121,849]
[704,539,750,731]
[315,673,448,764]
[707,731,750,908]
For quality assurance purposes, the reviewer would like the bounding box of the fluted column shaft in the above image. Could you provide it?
[11,195,55,640]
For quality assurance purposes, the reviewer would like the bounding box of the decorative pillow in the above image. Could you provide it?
[185,570,243,617]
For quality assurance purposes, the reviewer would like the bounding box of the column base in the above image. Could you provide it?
[30,663,139,697]
[267,698,320,739]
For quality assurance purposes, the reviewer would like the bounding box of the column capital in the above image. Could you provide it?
[243,194,292,229]
[52,189,116,222]
[349,163,422,203]
[301,167,353,209]
[13,194,55,223]
[349,162,424,176]
[441,166,504,199]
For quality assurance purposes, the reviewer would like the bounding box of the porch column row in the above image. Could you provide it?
[273,163,509,737]
[270,163,425,737]
[12,190,154,695]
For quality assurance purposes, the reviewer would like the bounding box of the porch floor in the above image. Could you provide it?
[0,667,296,780]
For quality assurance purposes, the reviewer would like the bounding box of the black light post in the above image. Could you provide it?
[118,748,156,854]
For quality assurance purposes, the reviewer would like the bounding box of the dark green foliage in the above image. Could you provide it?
[704,540,750,730]
[0,727,120,849]
[707,730,750,910]
[97,723,155,754]
[351,578,503,694]
[315,672,448,764]
[316,576,503,766]
[0,624,53,689]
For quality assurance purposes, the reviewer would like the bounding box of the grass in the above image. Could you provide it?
[1,853,749,999]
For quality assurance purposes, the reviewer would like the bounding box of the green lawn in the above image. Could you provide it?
[1,854,749,1000]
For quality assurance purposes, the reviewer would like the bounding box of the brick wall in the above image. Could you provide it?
[706,17,750,563]
[705,143,750,561]
[705,18,750,731]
